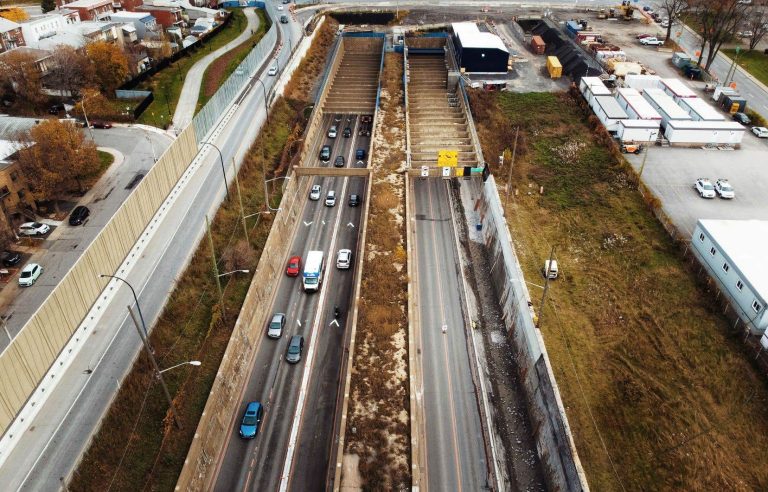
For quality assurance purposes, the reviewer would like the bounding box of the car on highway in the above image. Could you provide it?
[283,0,290,3]
[714,179,735,199]
[286,255,301,276]
[18,263,43,287]
[355,148,366,161]
[733,112,751,125]
[328,125,337,138]
[18,222,50,237]
[68,205,90,226]
[343,127,351,138]
[1,250,22,267]
[277,4,283,9]
[285,335,304,363]
[639,37,664,46]
[267,313,286,338]
[752,126,768,138]
[336,249,352,269]
[693,178,717,198]
[238,401,264,439]
[268,65,278,76]
[319,145,331,161]
[309,184,321,200]
[334,155,345,168]
[91,120,112,129]
[325,190,336,207]
[348,193,360,207]
[280,14,289,24]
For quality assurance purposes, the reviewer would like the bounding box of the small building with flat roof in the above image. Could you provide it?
[451,22,509,73]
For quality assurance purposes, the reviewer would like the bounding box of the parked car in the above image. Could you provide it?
[1,250,22,267]
[714,179,735,199]
[267,313,286,338]
[336,249,352,269]
[268,65,278,76]
[68,205,90,226]
[285,335,304,363]
[18,263,43,287]
[18,222,50,237]
[348,193,360,207]
[639,37,664,46]
[325,190,336,207]
[334,155,345,168]
[733,112,751,125]
[661,18,670,28]
[693,178,717,198]
[751,126,768,138]
[636,33,652,39]
[309,184,321,200]
[277,4,283,10]
[319,145,331,161]
[327,125,338,138]
[286,255,301,276]
[48,103,65,114]
[91,120,112,129]
[342,127,351,138]
[239,401,264,439]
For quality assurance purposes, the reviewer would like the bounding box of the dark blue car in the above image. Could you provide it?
[239,401,264,439]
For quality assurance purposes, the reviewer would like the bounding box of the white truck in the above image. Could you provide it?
[302,250,324,292]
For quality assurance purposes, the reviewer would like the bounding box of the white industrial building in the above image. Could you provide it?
[642,88,692,128]
[615,87,662,122]
[591,95,628,133]
[676,97,725,122]
[616,119,660,142]
[691,220,768,334]
[663,120,744,145]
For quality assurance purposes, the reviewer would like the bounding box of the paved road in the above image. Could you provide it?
[413,178,488,491]
[0,126,172,350]
[172,8,261,130]
[213,113,370,492]
[0,3,302,488]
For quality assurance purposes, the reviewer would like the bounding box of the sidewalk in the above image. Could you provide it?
[172,8,261,130]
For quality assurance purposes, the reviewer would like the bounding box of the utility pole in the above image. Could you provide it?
[206,215,225,318]
[233,158,249,244]
[128,305,182,429]
[537,246,555,329]
[504,127,519,210]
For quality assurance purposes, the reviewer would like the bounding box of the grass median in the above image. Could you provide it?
[469,89,768,490]
[723,48,768,88]
[70,17,338,491]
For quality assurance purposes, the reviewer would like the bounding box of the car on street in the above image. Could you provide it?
[343,127,351,138]
[286,255,301,276]
[18,263,43,287]
[348,193,360,207]
[733,112,751,125]
[68,205,90,226]
[18,222,50,237]
[309,184,321,200]
[636,33,652,39]
[328,125,338,138]
[280,14,289,24]
[355,148,366,162]
[1,250,22,267]
[714,179,735,199]
[277,4,283,9]
[238,401,263,439]
[286,335,304,363]
[48,103,65,114]
[91,120,112,129]
[334,155,345,168]
[325,190,336,207]
[752,126,768,138]
[336,249,352,269]
[661,18,669,28]
[319,145,331,161]
[267,313,286,338]
[639,37,664,46]
[268,65,278,76]
[693,178,717,198]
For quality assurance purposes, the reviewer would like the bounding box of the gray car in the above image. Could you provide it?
[286,335,304,363]
[268,313,285,338]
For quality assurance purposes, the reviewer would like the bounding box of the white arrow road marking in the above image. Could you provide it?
[347,222,355,228]
[297,320,302,327]
[303,221,313,226]
[322,220,326,225]
[329,319,339,327]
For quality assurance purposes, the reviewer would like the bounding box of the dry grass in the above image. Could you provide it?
[469,89,768,491]
[344,52,410,490]
[69,21,338,492]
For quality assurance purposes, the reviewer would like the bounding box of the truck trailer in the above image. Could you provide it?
[302,250,325,292]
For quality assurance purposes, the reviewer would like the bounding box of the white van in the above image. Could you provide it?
[543,260,559,279]
[336,249,351,269]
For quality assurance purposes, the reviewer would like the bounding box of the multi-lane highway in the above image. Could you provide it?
[213,113,369,491]
[413,177,489,490]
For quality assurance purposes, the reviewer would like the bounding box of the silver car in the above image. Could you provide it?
[309,184,321,201]
[18,222,50,237]
[267,313,285,339]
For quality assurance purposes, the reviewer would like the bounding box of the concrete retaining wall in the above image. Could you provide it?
[479,176,589,492]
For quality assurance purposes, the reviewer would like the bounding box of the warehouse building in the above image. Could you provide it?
[692,220,768,334]
[451,22,509,73]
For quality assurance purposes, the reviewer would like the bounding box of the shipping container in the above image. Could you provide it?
[546,56,562,78]
[615,88,662,121]
[566,20,581,37]
[677,97,725,122]
[642,87,692,127]
[624,74,661,93]
[663,120,745,145]
[671,52,691,69]
[616,119,661,143]
[712,86,738,103]
[659,78,697,101]
[530,35,546,55]
[591,95,628,132]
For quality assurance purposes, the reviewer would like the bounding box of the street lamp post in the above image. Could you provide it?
[200,141,230,200]
[264,175,290,212]
[254,78,269,123]
[99,274,149,340]
[159,360,201,374]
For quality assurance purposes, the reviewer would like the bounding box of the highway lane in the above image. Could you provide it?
[413,177,488,491]
[213,112,369,492]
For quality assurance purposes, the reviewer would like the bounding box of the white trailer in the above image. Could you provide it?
[624,74,661,93]
[615,87,662,122]
[659,78,697,101]
[711,86,738,103]
[580,77,611,106]
[591,95,628,132]
[642,88,692,128]
[663,120,745,145]
[616,119,660,143]
[302,250,325,292]
[676,97,725,122]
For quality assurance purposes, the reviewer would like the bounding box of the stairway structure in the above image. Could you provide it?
[323,38,383,115]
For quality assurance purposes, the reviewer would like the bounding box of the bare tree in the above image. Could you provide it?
[691,0,749,72]
[0,49,46,108]
[745,6,768,50]
[46,45,95,97]
[658,0,689,42]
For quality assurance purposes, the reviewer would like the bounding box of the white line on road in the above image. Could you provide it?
[329,319,339,327]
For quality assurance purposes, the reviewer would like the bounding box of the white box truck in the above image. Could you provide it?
[302,250,324,292]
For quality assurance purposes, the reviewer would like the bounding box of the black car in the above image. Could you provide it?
[334,156,345,168]
[69,205,90,226]
[319,145,331,162]
[733,112,751,125]
[355,148,366,161]
[1,250,22,267]
[342,127,351,138]
[280,14,289,24]
[348,194,360,207]
[48,103,65,114]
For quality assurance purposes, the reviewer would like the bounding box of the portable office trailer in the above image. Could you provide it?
[659,78,697,101]
[591,95,628,132]
[663,120,745,145]
[616,119,660,143]
[580,76,611,104]
[642,88,692,127]
[616,88,662,121]
[624,74,660,93]
[677,97,725,122]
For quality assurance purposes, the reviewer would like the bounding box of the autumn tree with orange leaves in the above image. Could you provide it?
[86,41,130,94]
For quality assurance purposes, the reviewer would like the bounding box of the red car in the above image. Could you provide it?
[635,33,652,39]
[286,255,301,276]
[91,120,112,129]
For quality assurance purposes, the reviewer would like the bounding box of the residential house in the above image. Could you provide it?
[0,47,53,74]
[0,117,42,235]
[136,4,183,29]
[59,0,114,21]
[0,18,26,53]
[19,14,66,47]
[108,11,157,39]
